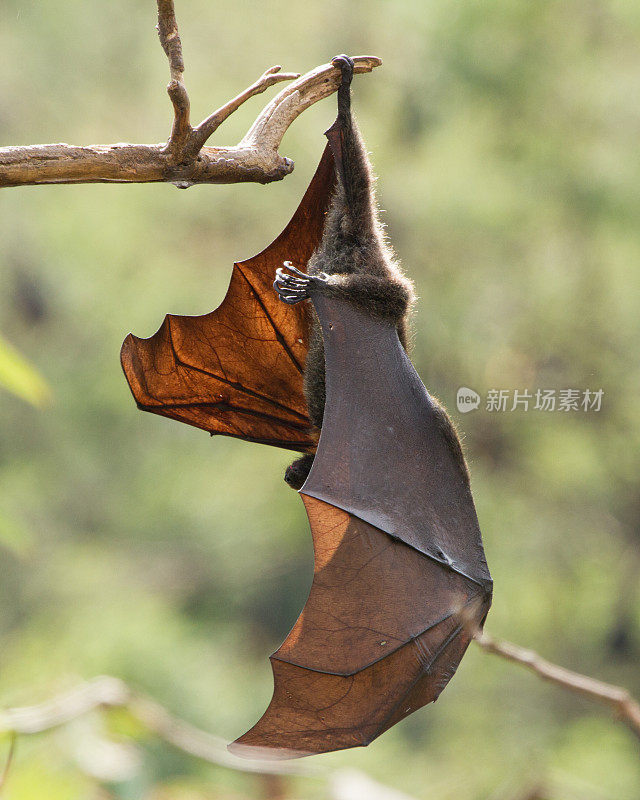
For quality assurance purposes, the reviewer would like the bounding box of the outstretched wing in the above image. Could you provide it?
[231,295,492,758]
[120,147,336,453]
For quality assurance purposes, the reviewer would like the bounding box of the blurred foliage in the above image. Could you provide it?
[1,0,639,798]
[0,334,51,407]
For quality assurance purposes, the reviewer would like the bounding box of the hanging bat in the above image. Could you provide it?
[121,55,492,758]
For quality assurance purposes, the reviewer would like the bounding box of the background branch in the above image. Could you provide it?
[0,0,380,187]
[474,631,640,741]
[0,676,317,778]
[1,632,637,786]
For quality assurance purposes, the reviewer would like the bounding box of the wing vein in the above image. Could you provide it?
[138,399,310,432]
[271,595,484,677]
[235,265,306,375]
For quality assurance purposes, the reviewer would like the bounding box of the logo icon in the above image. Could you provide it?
[456,387,480,413]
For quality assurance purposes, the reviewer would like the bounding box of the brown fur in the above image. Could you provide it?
[303,117,414,428]
[285,97,468,489]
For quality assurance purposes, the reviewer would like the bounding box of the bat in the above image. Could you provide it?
[121,55,492,758]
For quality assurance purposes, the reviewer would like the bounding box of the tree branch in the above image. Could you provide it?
[157,0,191,154]
[157,0,185,81]
[0,679,423,798]
[0,676,318,778]
[1,638,638,792]
[0,0,381,188]
[474,631,640,741]
[186,65,301,159]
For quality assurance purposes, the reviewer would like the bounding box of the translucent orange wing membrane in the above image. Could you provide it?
[120,147,336,452]
[232,497,489,757]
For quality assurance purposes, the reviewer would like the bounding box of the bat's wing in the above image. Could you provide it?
[231,295,492,758]
[120,147,336,453]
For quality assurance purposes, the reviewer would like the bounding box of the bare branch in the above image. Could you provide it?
[242,57,381,152]
[157,0,192,155]
[0,0,381,188]
[0,678,423,796]
[0,676,319,778]
[0,56,380,188]
[474,630,640,741]
[187,65,301,158]
[0,648,636,793]
[166,80,192,156]
[157,0,184,81]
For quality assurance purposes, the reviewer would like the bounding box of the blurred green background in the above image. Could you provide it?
[1,0,639,797]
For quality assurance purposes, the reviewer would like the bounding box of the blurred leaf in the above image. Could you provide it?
[0,334,51,407]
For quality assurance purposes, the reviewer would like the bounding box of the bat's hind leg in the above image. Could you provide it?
[331,54,354,123]
[284,453,314,490]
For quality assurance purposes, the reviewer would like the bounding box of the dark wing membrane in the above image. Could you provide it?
[303,295,493,589]
[231,497,490,757]
[231,293,492,758]
[120,146,336,453]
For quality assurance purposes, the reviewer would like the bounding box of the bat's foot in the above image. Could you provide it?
[331,55,354,122]
[274,262,329,305]
[284,453,315,490]
[331,54,354,86]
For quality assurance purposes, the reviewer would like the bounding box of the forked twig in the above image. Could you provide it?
[0,0,381,187]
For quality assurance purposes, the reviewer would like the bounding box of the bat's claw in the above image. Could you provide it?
[274,262,329,305]
[331,54,354,86]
